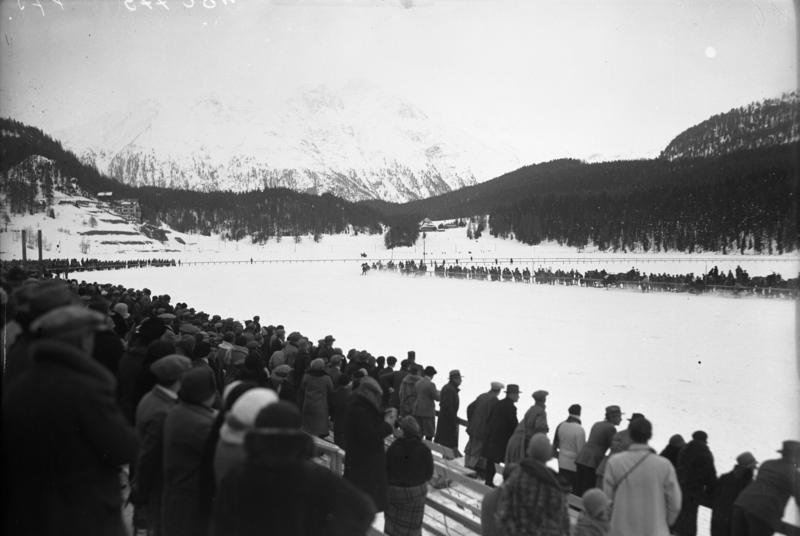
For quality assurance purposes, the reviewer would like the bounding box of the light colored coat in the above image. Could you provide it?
[413,376,440,418]
[555,419,586,472]
[603,444,681,536]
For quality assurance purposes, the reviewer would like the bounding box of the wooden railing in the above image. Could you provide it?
[313,432,799,536]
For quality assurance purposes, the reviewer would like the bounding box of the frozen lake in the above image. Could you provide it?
[96,262,798,471]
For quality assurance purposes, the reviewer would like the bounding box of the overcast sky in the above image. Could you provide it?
[0,0,796,163]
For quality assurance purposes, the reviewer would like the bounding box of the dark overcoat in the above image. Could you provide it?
[162,400,217,536]
[299,369,333,436]
[212,431,375,536]
[483,397,519,463]
[434,381,460,449]
[3,340,139,536]
[343,393,393,511]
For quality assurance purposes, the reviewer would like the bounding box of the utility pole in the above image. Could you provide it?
[38,230,44,276]
[21,229,27,269]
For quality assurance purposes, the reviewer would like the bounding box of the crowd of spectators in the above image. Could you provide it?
[375,260,799,297]
[1,266,798,536]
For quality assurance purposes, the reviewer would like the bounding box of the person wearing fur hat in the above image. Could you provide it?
[505,389,550,465]
[673,430,717,536]
[495,433,571,535]
[214,388,278,485]
[552,403,585,490]
[733,440,800,536]
[211,401,376,536]
[413,365,440,440]
[343,376,397,512]
[3,304,139,536]
[573,488,611,536]
[385,416,434,536]
[299,358,334,437]
[131,353,192,536]
[710,451,758,536]
[162,366,219,536]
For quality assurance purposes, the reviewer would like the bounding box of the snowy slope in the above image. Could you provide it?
[55,82,521,202]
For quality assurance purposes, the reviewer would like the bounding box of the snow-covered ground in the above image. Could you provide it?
[96,262,799,463]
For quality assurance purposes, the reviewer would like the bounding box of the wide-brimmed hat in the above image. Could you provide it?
[506,384,520,395]
[778,440,800,457]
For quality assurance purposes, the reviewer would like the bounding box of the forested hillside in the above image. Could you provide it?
[0,118,384,241]
[660,92,799,161]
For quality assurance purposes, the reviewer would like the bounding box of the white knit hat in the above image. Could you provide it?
[220,388,279,445]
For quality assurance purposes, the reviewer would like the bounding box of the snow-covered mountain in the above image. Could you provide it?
[56,82,520,203]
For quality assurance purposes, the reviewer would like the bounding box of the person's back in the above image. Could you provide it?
[211,401,375,536]
[3,307,139,536]
[710,452,756,536]
[733,440,800,534]
[602,418,681,536]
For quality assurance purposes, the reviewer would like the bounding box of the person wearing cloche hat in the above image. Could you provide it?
[710,451,758,536]
[674,430,717,536]
[299,357,335,438]
[211,401,376,536]
[733,440,800,534]
[162,367,218,536]
[214,388,278,486]
[413,365,440,440]
[572,488,611,536]
[505,389,550,465]
[434,369,463,452]
[131,353,192,535]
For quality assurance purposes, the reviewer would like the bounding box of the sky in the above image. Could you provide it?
[0,0,797,163]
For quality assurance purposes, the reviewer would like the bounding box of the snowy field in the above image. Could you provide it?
[95,262,798,474]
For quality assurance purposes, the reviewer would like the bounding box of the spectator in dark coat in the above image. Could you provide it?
[398,364,422,418]
[505,389,549,464]
[118,317,167,424]
[343,376,397,512]
[378,355,398,406]
[88,297,126,374]
[3,305,139,536]
[660,433,686,469]
[389,359,411,408]
[211,401,375,536]
[299,358,334,437]
[465,381,503,476]
[385,416,434,536]
[132,354,192,536]
[673,430,717,536]
[330,374,354,449]
[574,405,622,496]
[733,440,800,536]
[162,366,218,536]
[710,451,757,536]
[483,384,520,487]
[434,369,462,452]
